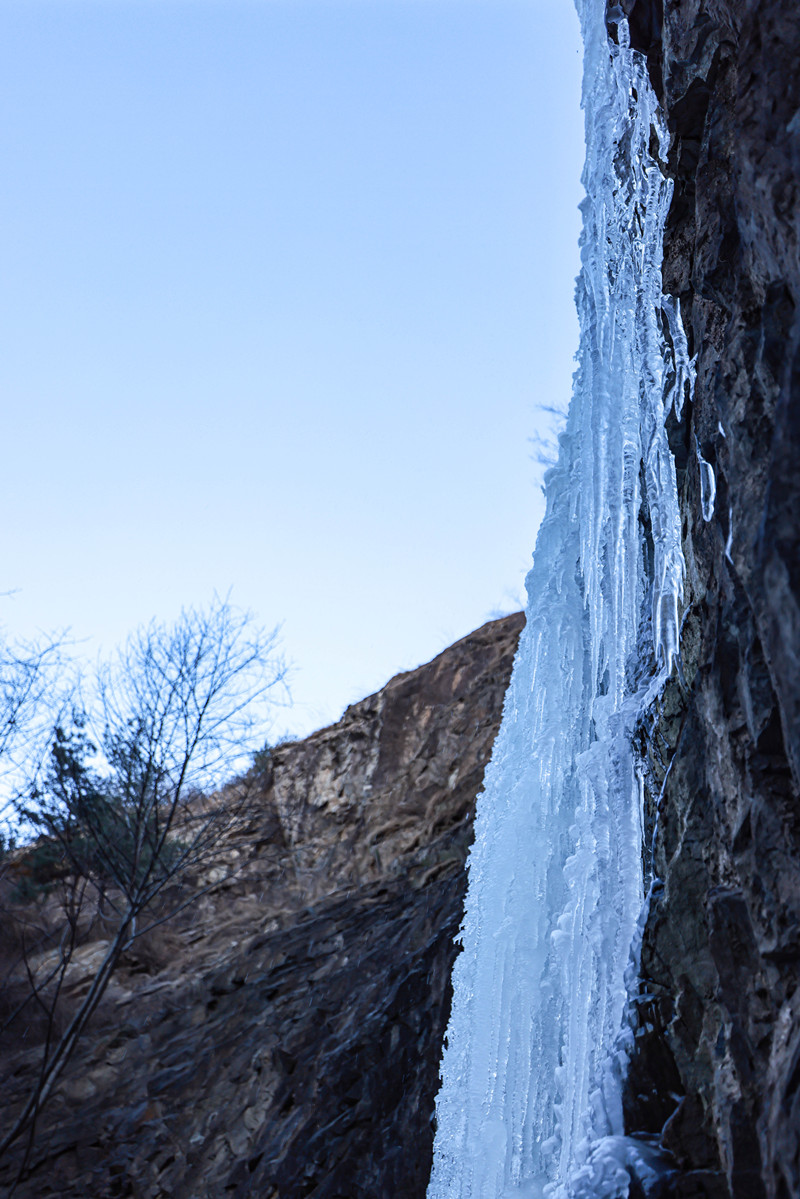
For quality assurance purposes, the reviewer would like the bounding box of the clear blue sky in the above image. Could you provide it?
[1,0,584,740]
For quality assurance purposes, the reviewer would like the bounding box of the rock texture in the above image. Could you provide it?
[619,3,800,1197]
[3,7,797,1195]
[0,612,523,1198]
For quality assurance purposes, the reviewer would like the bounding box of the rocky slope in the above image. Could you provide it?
[620,2,800,1197]
[0,612,523,1198]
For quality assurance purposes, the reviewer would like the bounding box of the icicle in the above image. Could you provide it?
[427,2,688,1197]
[696,439,716,522]
[661,295,695,423]
[725,508,734,562]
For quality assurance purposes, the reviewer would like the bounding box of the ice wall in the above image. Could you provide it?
[427,3,690,1196]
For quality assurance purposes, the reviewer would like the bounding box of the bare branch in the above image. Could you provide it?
[1,597,288,1168]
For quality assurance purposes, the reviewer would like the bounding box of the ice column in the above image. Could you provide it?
[427,3,689,1197]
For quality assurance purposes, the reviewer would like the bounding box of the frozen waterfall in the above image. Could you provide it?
[427,3,691,1198]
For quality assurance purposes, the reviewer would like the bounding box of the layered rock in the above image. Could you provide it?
[619,3,800,1197]
[0,612,523,1198]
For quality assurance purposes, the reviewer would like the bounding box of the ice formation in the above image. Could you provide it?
[427,3,690,1197]
[696,439,717,522]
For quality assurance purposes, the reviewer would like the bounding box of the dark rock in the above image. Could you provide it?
[622,2,800,1197]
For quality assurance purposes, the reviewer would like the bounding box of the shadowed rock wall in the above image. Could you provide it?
[618,3,800,1196]
[0,613,523,1198]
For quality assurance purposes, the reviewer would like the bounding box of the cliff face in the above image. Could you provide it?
[620,3,800,1196]
[0,613,523,1198]
[3,10,796,1195]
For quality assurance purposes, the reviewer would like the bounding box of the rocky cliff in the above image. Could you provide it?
[3,7,797,1196]
[619,2,800,1197]
[0,613,522,1198]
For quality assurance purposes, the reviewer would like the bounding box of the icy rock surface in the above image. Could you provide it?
[427,3,690,1197]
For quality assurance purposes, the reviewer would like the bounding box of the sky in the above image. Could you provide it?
[0,0,585,742]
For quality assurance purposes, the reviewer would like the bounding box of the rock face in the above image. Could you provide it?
[619,3,800,1197]
[3,8,797,1194]
[0,612,522,1198]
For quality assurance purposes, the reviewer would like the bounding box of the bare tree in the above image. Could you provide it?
[0,598,287,1167]
[0,625,65,834]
